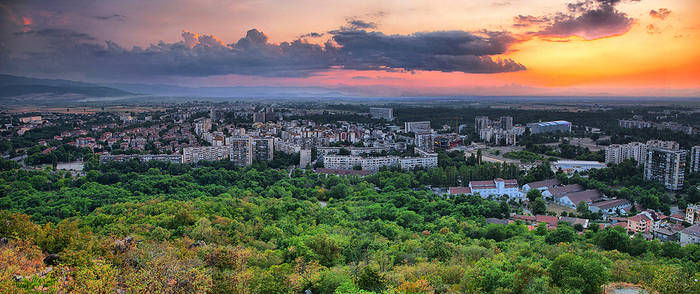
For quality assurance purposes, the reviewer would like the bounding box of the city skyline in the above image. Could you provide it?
[1,0,699,97]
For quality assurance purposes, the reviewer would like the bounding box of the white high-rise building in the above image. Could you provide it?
[475,116,490,132]
[604,142,647,165]
[404,121,431,133]
[499,116,513,130]
[646,140,679,151]
[194,118,212,136]
[690,146,700,174]
[229,136,253,166]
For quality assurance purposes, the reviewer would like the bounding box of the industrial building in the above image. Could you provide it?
[526,120,572,134]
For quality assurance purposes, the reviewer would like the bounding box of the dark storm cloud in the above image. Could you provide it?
[14,28,95,41]
[649,8,671,20]
[330,29,525,73]
[95,14,125,21]
[300,32,324,38]
[347,19,377,29]
[2,26,526,78]
[534,0,636,40]
[2,28,335,78]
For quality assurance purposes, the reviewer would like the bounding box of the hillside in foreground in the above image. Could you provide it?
[0,159,698,293]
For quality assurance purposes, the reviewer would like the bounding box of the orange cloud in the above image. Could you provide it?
[181,30,225,48]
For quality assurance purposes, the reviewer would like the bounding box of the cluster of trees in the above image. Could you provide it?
[523,142,604,162]
[24,144,94,166]
[526,189,547,215]
[364,155,519,189]
[1,159,699,293]
[0,158,20,171]
[503,150,549,163]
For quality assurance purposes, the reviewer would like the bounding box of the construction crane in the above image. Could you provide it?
[448,117,461,148]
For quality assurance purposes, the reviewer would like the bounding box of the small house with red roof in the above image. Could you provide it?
[536,215,560,228]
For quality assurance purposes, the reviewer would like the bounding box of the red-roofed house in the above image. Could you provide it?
[536,215,559,228]
[628,213,654,234]
[512,214,536,222]
[448,187,472,195]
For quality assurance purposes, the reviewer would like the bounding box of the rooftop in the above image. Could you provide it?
[590,199,631,210]
[528,121,571,127]
[681,224,700,236]
[525,178,561,189]
[448,187,472,195]
[536,215,559,226]
[564,189,602,204]
[549,184,585,198]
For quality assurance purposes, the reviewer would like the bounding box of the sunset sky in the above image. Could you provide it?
[1,0,699,97]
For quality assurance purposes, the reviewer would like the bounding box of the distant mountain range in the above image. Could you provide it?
[0,74,135,99]
[0,74,353,102]
[106,83,351,98]
[2,74,696,104]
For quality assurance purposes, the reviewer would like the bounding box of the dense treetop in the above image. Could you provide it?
[1,157,699,293]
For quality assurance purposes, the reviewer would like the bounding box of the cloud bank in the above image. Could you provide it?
[0,0,645,81]
[1,24,526,78]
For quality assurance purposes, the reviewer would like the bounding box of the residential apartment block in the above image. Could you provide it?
[644,147,687,190]
[228,136,253,166]
[474,116,519,146]
[404,121,431,133]
[369,107,394,121]
[182,136,274,165]
[619,119,693,135]
[690,146,700,173]
[183,146,230,163]
[100,154,183,164]
[604,142,647,165]
[686,204,700,225]
[323,152,437,172]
